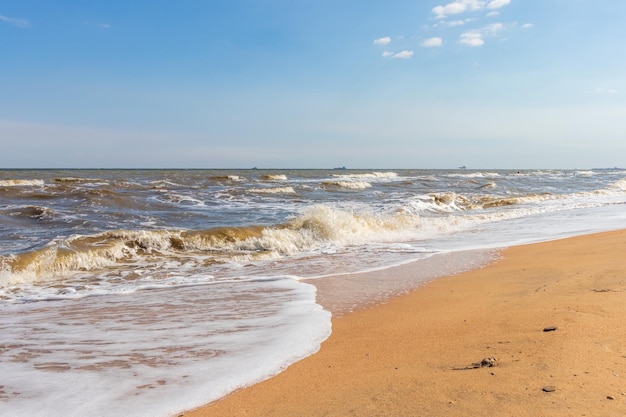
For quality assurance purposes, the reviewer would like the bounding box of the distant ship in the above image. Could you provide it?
[333,166,347,170]
[458,165,467,170]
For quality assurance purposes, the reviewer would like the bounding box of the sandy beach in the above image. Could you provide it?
[183,230,626,417]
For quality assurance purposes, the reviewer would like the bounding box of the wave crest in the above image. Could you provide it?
[609,178,626,191]
[260,174,287,181]
[321,181,372,190]
[332,171,398,180]
[249,187,296,194]
[0,179,45,187]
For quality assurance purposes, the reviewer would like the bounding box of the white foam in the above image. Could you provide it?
[162,193,206,206]
[332,171,399,180]
[0,278,331,417]
[0,179,45,187]
[448,172,501,178]
[249,186,296,194]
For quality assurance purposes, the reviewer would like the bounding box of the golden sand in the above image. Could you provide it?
[183,230,626,417]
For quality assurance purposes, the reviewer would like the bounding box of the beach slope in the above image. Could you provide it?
[183,230,626,417]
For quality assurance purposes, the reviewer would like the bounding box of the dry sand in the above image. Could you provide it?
[182,230,626,417]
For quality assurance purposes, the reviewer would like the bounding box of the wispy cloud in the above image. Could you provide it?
[432,18,476,28]
[458,22,509,46]
[521,23,534,29]
[382,50,414,59]
[0,14,30,28]
[373,36,392,45]
[421,37,443,47]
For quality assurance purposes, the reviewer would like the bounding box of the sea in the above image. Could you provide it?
[1,168,625,416]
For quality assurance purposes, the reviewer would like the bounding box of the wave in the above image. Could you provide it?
[478,182,497,189]
[161,193,206,206]
[399,193,470,214]
[321,181,372,190]
[1,205,53,220]
[2,175,625,296]
[148,180,185,188]
[609,178,626,191]
[0,205,426,288]
[210,175,243,181]
[447,172,501,179]
[332,171,398,180]
[0,227,265,286]
[260,174,287,181]
[1,187,579,286]
[53,177,107,184]
[249,187,296,194]
[0,179,45,187]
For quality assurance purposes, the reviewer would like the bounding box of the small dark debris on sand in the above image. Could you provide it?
[453,357,497,370]
[543,326,558,332]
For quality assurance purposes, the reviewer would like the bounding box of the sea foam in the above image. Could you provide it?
[0,278,331,417]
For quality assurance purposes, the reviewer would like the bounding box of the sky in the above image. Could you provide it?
[1,0,625,169]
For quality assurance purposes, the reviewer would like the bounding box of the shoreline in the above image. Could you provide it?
[182,230,626,416]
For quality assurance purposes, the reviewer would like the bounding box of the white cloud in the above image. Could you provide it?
[393,50,414,59]
[382,50,414,59]
[373,36,392,45]
[421,37,443,47]
[522,23,534,29]
[432,0,486,19]
[0,14,30,28]
[486,11,499,17]
[432,3,467,19]
[487,0,511,9]
[432,0,510,18]
[459,31,485,47]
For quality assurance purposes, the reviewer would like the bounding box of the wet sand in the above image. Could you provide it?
[182,230,626,416]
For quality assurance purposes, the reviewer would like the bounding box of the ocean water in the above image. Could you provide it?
[1,168,625,416]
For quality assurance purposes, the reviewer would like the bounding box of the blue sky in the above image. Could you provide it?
[1,0,625,169]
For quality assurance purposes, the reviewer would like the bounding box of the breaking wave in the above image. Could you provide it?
[249,187,297,194]
[0,179,45,187]
[332,171,398,180]
[321,181,372,190]
[0,203,448,290]
[260,174,288,181]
